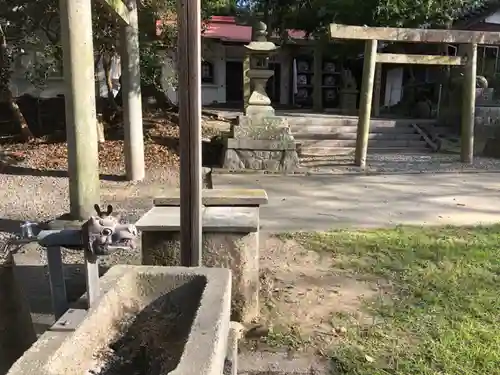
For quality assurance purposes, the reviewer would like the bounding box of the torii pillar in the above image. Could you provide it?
[60,0,144,219]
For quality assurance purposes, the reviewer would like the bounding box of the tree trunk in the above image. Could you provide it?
[5,90,34,141]
[0,253,36,373]
[0,24,34,141]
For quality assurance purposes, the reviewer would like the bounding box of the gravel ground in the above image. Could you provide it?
[299,152,500,173]
[0,167,180,334]
[2,149,500,337]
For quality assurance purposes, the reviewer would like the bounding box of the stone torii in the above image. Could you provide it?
[60,0,144,219]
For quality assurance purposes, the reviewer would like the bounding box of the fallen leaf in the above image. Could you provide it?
[365,354,375,363]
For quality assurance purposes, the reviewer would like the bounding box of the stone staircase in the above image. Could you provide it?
[286,115,436,158]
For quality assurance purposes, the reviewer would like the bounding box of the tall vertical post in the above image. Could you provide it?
[60,0,100,219]
[178,0,202,266]
[243,54,251,110]
[373,63,382,116]
[355,39,378,168]
[121,0,145,181]
[312,42,323,112]
[461,43,477,164]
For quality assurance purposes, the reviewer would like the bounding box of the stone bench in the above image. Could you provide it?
[136,188,268,323]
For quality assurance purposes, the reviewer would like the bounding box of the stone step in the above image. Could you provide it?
[293,132,423,140]
[297,139,427,148]
[291,124,416,136]
[285,115,436,128]
[299,146,430,157]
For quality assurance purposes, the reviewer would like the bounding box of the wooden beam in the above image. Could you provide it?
[96,0,130,25]
[355,39,377,168]
[178,0,203,265]
[376,53,465,65]
[330,23,500,44]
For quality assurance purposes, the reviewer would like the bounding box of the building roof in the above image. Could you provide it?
[156,15,307,43]
[203,16,252,42]
[453,0,500,28]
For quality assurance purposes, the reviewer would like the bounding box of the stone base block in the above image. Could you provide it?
[142,231,259,323]
[222,114,299,172]
[233,116,290,139]
[245,105,275,118]
[223,148,299,172]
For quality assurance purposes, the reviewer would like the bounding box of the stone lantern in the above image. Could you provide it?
[244,21,279,117]
[221,21,298,173]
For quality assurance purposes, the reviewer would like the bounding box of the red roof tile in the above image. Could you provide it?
[156,15,309,43]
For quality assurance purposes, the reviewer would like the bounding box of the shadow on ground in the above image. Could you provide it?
[213,173,500,231]
[0,218,25,233]
[1,166,125,181]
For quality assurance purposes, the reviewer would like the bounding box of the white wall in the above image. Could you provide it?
[161,40,292,106]
[161,40,227,106]
[384,68,403,107]
[10,49,121,99]
[10,49,65,98]
[11,38,293,106]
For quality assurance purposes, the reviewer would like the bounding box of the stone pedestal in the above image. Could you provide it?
[245,69,275,118]
[136,189,268,323]
[223,116,299,172]
[340,89,358,115]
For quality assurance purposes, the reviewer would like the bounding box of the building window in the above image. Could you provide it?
[201,61,214,84]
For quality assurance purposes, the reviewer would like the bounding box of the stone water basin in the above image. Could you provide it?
[8,266,232,375]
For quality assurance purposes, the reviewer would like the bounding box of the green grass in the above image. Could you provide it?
[279,226,500,375]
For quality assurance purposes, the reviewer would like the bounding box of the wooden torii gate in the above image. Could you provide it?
[60,0,144,219]
[329,24,500,168]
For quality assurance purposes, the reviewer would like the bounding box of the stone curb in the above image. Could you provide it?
[211,167,500,176]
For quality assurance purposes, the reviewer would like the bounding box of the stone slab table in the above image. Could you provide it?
[136,188,268,323]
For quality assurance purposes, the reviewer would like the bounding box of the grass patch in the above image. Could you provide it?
[279,225,500,375]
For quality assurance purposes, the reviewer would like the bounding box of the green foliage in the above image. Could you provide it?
[284,225,500,375]
[0,0,232,92]
[374,0,490,28]
[251,0,494,39]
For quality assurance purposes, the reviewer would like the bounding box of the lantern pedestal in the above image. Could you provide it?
[222,21,299,173]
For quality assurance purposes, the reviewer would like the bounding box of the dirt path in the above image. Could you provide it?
[213,172,500,231]
[242,235,383,355]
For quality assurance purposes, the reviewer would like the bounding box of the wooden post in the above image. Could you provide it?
[243,54,251,110]
[355,39,377,167]
[178,0,202,266]
[461,43,477,164]
[313,43,323,112]
[60,0,100,220]
[121,0,145,181]
[373,63,382,116]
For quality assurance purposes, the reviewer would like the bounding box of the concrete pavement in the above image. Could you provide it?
[213,172,500,231]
